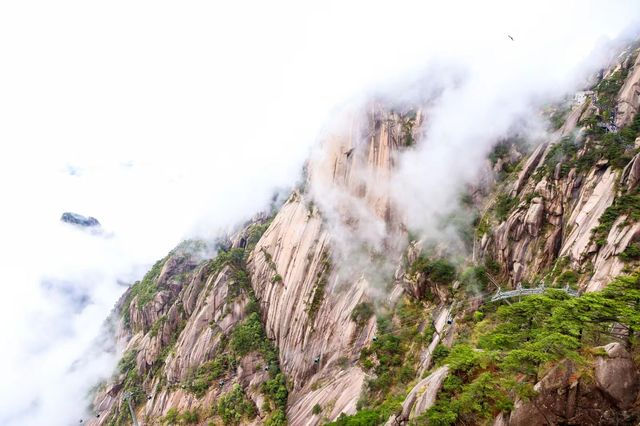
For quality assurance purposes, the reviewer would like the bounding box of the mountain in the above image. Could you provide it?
[61,212,101,228]
[86,44,640,425]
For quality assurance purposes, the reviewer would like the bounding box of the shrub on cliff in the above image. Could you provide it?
[409,257,456,284]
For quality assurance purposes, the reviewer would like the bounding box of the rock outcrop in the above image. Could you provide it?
[61,212,100,227]
[482,46,640,293]
[386,365,449,425]
[87,230,281,425]
[616,50,640,128]
[594,342,639,409]
[509,344,640,425]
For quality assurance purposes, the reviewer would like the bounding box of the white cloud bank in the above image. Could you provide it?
[0,1,637,425]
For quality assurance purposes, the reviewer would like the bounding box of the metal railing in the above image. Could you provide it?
[489,283,579,303]
[123,391,139,426]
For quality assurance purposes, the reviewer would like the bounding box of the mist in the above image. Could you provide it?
[307,1,640,288]
[0,0,638,425]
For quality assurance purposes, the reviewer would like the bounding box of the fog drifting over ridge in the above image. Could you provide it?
[0,1,638,425]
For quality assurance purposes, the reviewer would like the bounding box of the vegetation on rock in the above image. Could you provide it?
[307,250,332,323]
[621,241,640,261]
[356,298,428,418]
[121,258,166,327]
[409,256,456,285]
[212,384,257,425]
[592,189,640,247]
[493,194,518,222]
[422,272,640,425]
[185,354,237,397]
[163,407,200,425]
[351,302,375,329]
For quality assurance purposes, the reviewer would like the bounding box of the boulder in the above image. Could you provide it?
[594,342,639,409]
[509,348,640,426]
[523,198,544,237]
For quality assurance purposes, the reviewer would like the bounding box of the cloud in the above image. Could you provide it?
[0,0,638,425]
[308,1,640,279]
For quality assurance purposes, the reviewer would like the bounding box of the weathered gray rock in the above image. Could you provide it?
[621,153,640,191]
[409,366,449,419]
[492,412,508,426]
[524,198,544,237]
[384,367,449,425]
[594,343,639,409]
[616,50,640,128]
[482,47,640,292]
[509,360,577,426]
[509,350,640,426]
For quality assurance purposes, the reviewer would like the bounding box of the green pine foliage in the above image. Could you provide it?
[592,190,640,247]
[326,397,404,426]
[357,299,427,412]
[620,241,640,261]
[422,272,640,425]
[307,250,332,323]
[461,266,490,293]
[409,257,456,284]
[185,354,237,397]
[351,302,375,328]
[163,408,200,425]
[494,194,518,222]
[213,384,257,425]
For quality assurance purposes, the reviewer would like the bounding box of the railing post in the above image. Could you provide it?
[123,391,139,426]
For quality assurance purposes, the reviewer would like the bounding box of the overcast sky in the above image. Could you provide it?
[0,1,638,425]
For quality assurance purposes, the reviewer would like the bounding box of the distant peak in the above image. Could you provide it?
[60,212,101,227]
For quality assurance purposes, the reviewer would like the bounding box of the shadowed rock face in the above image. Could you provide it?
[61,212,101,227]
[509,343,640,426]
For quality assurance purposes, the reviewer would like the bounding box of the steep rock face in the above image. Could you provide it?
[86,45,640,425]
[87,105,428,425]
[247,196,372,396]
[287,368,365,425]
[309,105,419,255]
[509,344,640,425]
[87,229,284,425]
[127,253,200,338]
[162,266,247,384]
[560,167,617,263]
[416,306,454,376]
[385,365,449,425]
[482,47,640,292]
[616,51,640,128]
[243,106,421,424]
